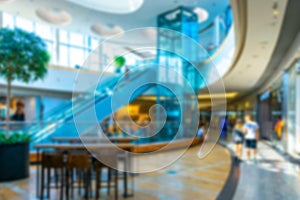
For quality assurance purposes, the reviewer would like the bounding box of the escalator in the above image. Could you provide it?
[29,66,157,143]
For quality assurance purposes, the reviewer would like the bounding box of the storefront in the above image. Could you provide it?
[285,61,300,155]
[257,79,286,150]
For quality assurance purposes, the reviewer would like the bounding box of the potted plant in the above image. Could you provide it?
[0,28,50,182]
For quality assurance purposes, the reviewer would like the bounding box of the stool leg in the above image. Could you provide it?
[95,167,102,200]
[66,169,69,200]
[71,169,74,199]
[60,168,64,200]
[107,168,111,195]
[40,167,45,200]
[78,170,82,196]
[47,168,51,198]
[114,170,118,200]
[84,169,89,200]
[55,169,59,189]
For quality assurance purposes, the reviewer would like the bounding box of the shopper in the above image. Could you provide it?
[220,116,229,140]
[232,119,244,160]
[197,123,206,138]
[243,115,259,161]
[274,116,284,140]
[11,101,25,121]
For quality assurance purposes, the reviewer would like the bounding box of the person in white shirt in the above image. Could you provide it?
[243,115,260,161]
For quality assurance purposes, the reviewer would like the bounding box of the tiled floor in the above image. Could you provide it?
[0,144,231,200]
[226,141,300,200]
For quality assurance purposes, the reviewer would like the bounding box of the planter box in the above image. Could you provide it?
[0,142,29,182]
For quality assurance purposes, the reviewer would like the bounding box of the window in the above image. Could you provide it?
[2,13,14,28]
[15,17,34,32]
[70,47,85,67]
[35,23,54,41]
[2,12,103,70]
[69,32,84,46]
[59,45,69,67]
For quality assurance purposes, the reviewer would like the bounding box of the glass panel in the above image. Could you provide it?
[15,17,33,32]
[45,41,56,64]
[59,45,69,67]
[35,23,54,40]
[70,47,84,67]
[91,38,100,50]
[69,32,84,46]
[59,30,69,44]
[2,13,14,28]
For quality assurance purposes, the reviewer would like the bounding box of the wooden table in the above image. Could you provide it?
[34,143,135,198]
[51,136,138,144]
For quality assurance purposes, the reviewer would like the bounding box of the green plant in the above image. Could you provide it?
[0,28,50,138]
[0,132,31,145]
[113,56,126,70]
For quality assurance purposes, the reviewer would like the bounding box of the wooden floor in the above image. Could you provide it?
[0,144,231,200]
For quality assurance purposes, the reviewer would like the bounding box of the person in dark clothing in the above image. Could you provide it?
[11,101,25,121]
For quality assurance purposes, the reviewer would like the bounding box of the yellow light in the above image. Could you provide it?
[273,10,280,15]
[198,92,238,99]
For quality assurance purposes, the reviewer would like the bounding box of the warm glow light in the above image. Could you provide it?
[198,92,238,99]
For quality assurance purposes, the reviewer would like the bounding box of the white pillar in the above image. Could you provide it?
[295,73,300,153]
[214,16,220,47]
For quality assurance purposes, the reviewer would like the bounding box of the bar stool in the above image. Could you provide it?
[40,151,65,200]
[94,149,119,200]
[66,151,91,200]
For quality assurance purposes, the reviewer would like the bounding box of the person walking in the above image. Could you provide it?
[243,115,260,161]
[197,123,206,138]
[232,119,244,160]
[274,116,284,140]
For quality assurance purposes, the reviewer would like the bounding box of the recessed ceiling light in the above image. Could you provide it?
[36,7,72,25]
[193,7,209,23]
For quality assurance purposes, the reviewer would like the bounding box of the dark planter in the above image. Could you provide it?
[0,142,29,182]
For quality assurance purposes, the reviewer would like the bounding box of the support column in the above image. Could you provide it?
[214,16,220,47]
[295,73,300,153]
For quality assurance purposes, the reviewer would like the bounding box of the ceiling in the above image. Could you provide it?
[222,0,288,93]
[0,0,229,40]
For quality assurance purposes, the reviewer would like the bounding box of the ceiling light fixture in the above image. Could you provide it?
[36,7,72,25]
[193,7,209,23]
[91,23,124,37]
[0,0,14,3]
[65,0,144,14]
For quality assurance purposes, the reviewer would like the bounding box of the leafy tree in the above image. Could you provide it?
[0,28,50,137]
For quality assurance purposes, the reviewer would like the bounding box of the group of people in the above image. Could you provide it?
[232,115,259,161]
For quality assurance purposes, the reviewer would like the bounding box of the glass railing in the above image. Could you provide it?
[25,65,156,143]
